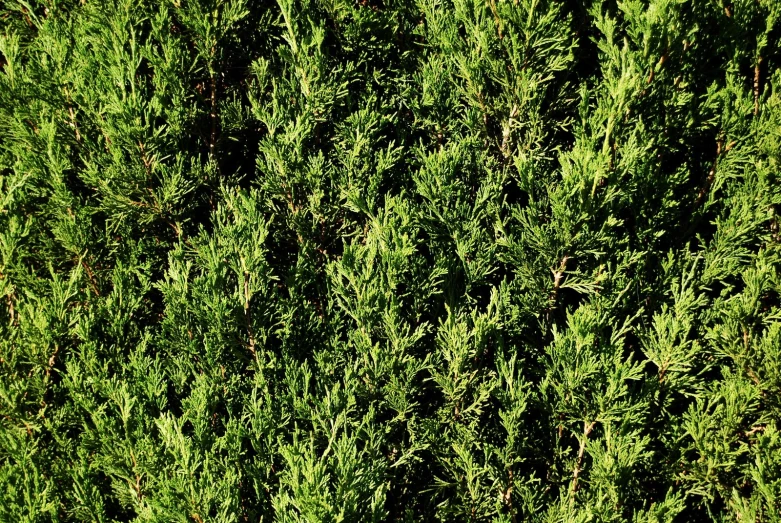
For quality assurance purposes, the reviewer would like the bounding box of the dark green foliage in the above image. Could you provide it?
[2,0,781,521]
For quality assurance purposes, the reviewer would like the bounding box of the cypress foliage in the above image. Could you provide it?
[2,0,781,521]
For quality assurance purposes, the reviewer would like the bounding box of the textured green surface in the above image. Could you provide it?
[2,0,781,520]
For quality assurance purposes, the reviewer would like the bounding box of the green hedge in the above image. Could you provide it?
[2,0,781,520]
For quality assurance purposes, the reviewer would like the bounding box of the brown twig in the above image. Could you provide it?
[770,206,780,242]
[2,270,15,326]
[209,48,219,164]
[647,51,668,85]
[694,137,734,208]
[81,258,101,296]
[557,412,564,440]
[501,105,519,159]
[488,0,503,40]
[138,141,152,176]
[477,91,489,132]
[503,467,517,523]
[754,57,763,116]
[129,449,143,501]
[6,292,14,326]
[44,344,59,380]
[64,87,81,143]
[570,420,597,500]
[21,5,33,27]
[549,256,570,307]
[210,75,217,156]
[745,425,766,437]
[242,265,257,358]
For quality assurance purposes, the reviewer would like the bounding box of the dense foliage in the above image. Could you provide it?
[2,0,781,520]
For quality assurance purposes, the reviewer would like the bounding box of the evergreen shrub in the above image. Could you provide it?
[2,0,781,520]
